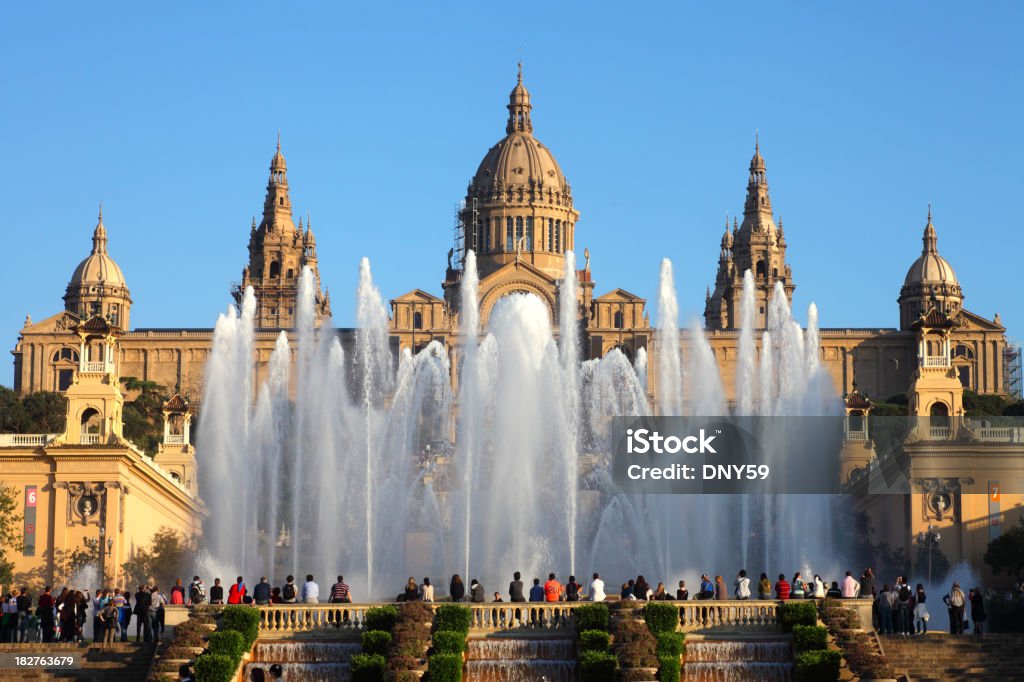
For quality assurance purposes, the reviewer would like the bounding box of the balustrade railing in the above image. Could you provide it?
[80,433,101,445]
[677,600,781,630]
[0,434,52,447]
[922,356,948,368]
[929,427,950,439]
[82,361,106,372]
[165,434,186,444]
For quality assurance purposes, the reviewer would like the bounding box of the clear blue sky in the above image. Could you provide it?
[3,2,1022,386]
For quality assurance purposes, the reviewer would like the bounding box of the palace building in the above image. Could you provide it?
[4,68,1021,584]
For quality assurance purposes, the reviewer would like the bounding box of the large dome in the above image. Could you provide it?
[472,134,567,191]
[68,216,129,292]
[903,221,959,288]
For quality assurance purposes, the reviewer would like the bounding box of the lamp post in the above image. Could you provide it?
[916,523,942,585]
[98,526,113,587]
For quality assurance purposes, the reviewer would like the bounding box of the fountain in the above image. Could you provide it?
[196,255,843,598]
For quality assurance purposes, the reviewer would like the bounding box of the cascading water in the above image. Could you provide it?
[196,252,845,597]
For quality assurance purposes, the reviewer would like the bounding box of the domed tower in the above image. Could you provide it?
[64,206,132,328]
[233,137,331,328]
[898,207,963,330]
[705,139,794,329]
[456,64,579,281]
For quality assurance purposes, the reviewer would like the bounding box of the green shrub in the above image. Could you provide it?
[365,605,400,632]
[580,649,617,682]
[780,601,818,631]
[427,652,463,682]
[351,653,387,682]
[655,632,684,658]
[432,629,467,655]
[578,629,611,653]
[643,602,680,634]
[206,630,246,661]
[794,649,841,682]
[574,603,610,632]
[361,629,392,656]
[194,653,237,682]
[792,624,828,653]
[220,605,260,647]
[657,654,681,682]
[433,604,472,633]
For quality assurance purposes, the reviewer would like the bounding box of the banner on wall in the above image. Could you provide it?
[23,486,37,557]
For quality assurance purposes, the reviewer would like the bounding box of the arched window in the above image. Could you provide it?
[756,261,766,278]
[772,267,778,278]
[525,216,533,250]
[555,221,561,252]
[953,344,974,360]
[848,411,864,432]
[613,311,624,329]
[929,401,949,427]
[515,216,524,249]
[506,217,514,251]
[279,197,284,205]
[548,218,554,252]
[286,268,294,280]
[269,261,281,278]
[81,408,101,435]
[413,311,423,330]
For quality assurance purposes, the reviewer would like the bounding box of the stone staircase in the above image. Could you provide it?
[0,642,156,681]
[881,633,1024,681]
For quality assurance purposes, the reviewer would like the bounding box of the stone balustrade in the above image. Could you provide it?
[249,598,876,637]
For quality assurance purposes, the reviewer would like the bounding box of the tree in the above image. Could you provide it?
[0,387,66,434]
[0,483,24,592]
[121,527,196,588]
[985,517,1024,583]
[964,390,1008,417]
[1002,401,1024,416]
[120,377,169,455]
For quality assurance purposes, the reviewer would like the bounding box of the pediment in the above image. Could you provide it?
[594,288,646,302]
[21,310,80,335]
[479,260,558,289]
[392,289,444,304]
[954,309,1004,332]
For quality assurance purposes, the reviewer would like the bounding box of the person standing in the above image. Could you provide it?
[421,578,434,603]
[1,593,17,643]
[877,585,895,635]
[301,575,319,604]
[946,582,966,635]
[735,571,751,600]
[590,573,606,602]
[16,588,31,643]
[209,578,224,605]
[254,577,272,606]
[228,577,246,605]
[841,571,860,598]
[449,575,465,602]
[860,568,875,599]
[897,581,913,635]
[544,574,563,602]
[329,576,352,604]
[113,589,129,642]
[913,584,929,635]
[100,598,118,649]
[509,572,525,603]
[37,587,55,643]
[969,587,986,635]
[149,585,166,642]
[91,590,104,643]
[133,586,151,642]
[470,579,485,603]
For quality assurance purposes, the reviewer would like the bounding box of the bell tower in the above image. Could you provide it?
[233,136,331,328]
[907,306,964,422]
[57,316,125,447]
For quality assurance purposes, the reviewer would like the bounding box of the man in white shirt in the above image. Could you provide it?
[301,575,319,604]
[841,571,860,598]
[589,573,606,602]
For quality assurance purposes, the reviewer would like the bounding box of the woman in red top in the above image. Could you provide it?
[169,579,186,605]
[227,577,246,605]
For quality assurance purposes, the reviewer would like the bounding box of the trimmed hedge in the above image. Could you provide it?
[351,653,387,682]
[580,650,617,682]
[578,629,611,653]
[780,601,818,631]
[432,630,467,655]
[574,603,610,632]
[206,630,246,661]
[655,632,684,658]
[194,653,236,682]
[361,629,392,656]
[433,604,472,634]
[658,654,681,682]
[221,605,260,647]
[643,602,680,634]
[427,652,463,682]
[365,605,400,633]
[794,649,841,682]
[792,624,828,653]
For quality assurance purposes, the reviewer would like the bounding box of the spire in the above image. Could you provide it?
[506,62,533,135]
[923,204,938,255]
[91,203,108,255]
[270,132,287,177]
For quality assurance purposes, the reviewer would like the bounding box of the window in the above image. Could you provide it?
[81,408,101,434]
[756,261,766,278]
[413,311,423,330]
[279,197,284,205]
[525,216,533,250]
[89,301,102,317]
[548,219,554,252]
[953,344,974,359]
[957,365,971,388]
[286,268,294,279]
[485,220,492,252]
[613,311,624,329]
[506,217,513,251]
[772,267,778,278]
[109,304,119,326]
[554,221,561,253]
[269,261,281,278]
[929,401,949,427]
[57,369,73,392]
[515,216,524,249]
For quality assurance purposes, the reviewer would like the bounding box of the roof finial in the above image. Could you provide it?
[927,202,932,224]
[517,60,523,84]
[277,129,281,152]
[755,129,759,154]
[98,201,103,223]
[307,211,312,231]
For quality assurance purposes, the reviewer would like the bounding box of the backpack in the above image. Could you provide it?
[899,585,911,602]
[190,583,205,604]
[283,583,296,601]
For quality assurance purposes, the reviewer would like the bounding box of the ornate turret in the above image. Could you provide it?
[155,394,198,494]
[705,138,795,329]
[233,137,331,328]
